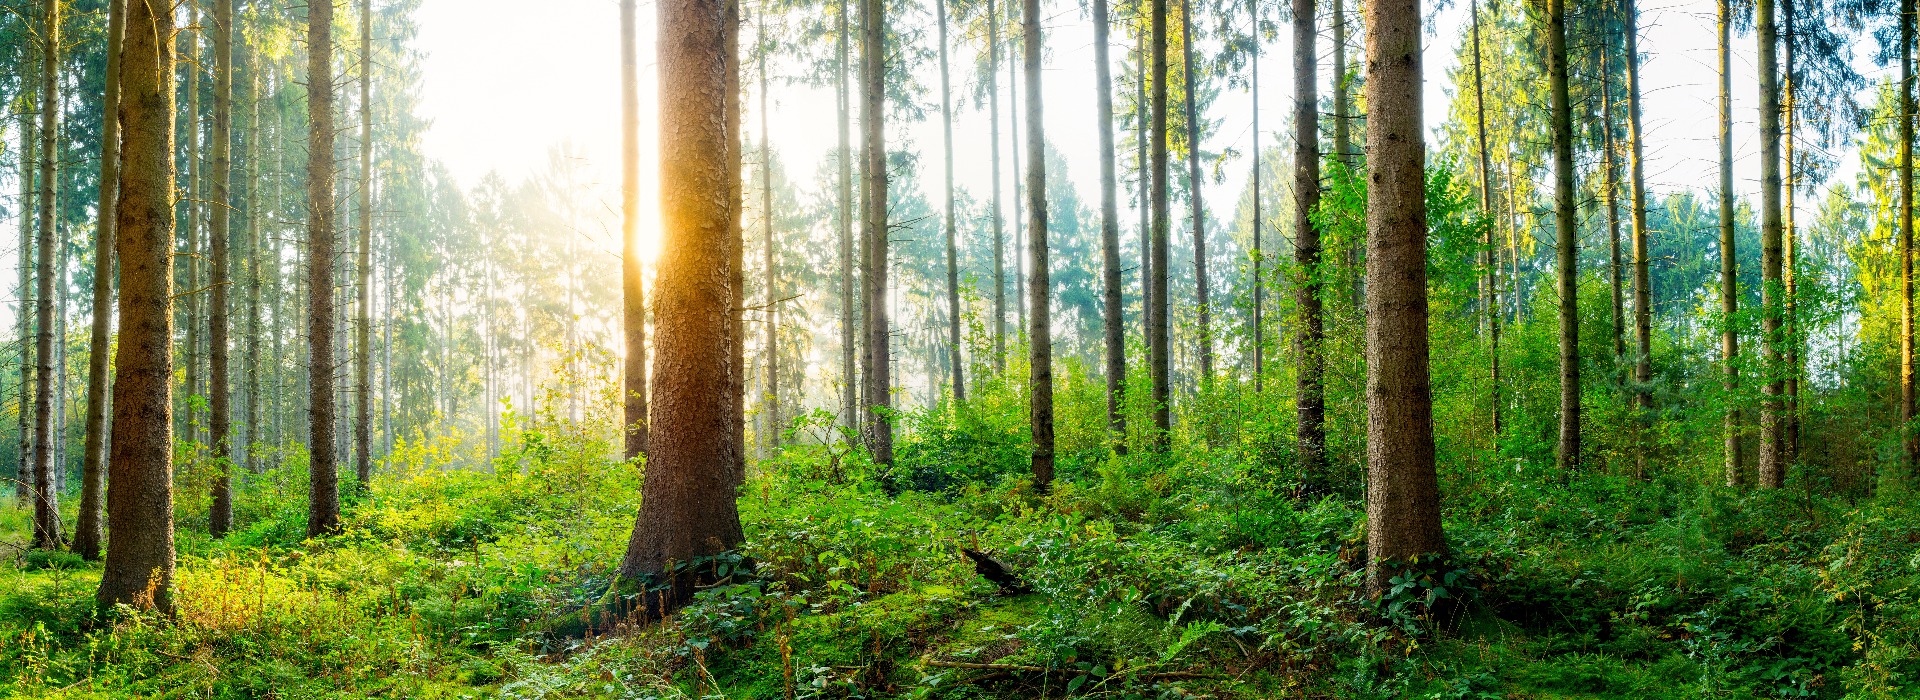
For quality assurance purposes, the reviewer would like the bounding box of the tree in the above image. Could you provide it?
[30,0,63,550]
[623,0,649,463]
[1096,0,1124,448]
[1471,0,1500,437]
[1026,0,1054,491]
[836,0,856,430]
[1757,0,1787,488]
[1547,0,1580,473]
[1626,0,1654,440]
[758,12,781,449]
[308,0,342,537]
[938,0,964,403]
[1148,0,1171,449]
[74,0,124,561]
[1293,0,1325,481]
[618,0,746,589]
[1363,0,1443,595]
[861,0,893,465]
[1179,0,1212,382]
[355,0,376,488]
[209,0,236,537]
[1901,0,1916,475]
[1719,0,1741,486]
[12,67,33,511]
[1248,0,1263,393]
[97,0,178,614]
[989,0,1007,372]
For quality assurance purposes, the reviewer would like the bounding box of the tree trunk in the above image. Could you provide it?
[1547,0,1580,474]
[1782,0,1798,463]
[1249,0,1262,393]
[1363,0,1443,597]
[726,0,745,485]
[1471,0,1499,438]
[938,0,964,404]
[13,85,33,511]
[30,0,64,550]
[1148,0,1171,449]
[1180,0,1212,383]
[97,0,177,614]
[989,0,1006,373]
[245,51,261,474]
[836,0,856,431]
[1023,0,1053,492]
[1627,0,1653,420]
[618,0,746,585]
[306,0,341,537]
[1294,0,1325,482]
[1096,0,1124,447]
[1896,0,1913,478]
[759,16,780,449]
[1602,55,1624,364]
[1137,31,1150,392]
[861,0,893,465]
[354,0,375,488]
[1333,0,1360,307]
[185,1,203,447]
[1757,0,1786,488]
[622,0,649,462]
[1718,0,1741,487]
[74,0,123,560]
[209,0,234,538]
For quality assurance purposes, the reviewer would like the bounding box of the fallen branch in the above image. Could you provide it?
[924,659,1222,682]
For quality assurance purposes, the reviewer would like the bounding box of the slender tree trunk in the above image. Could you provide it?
[836,0,856,431]
[245,50,261,474]
[14,86,34,510]
[185,2,202,446]
[1148,0,1172,449]
[97,0,177,614]
[1471,0,1499,438]
[208,0,234,538]
[1294,0,1325,481]
[1249,0,1262,392]
[989,0,1006,372]
[1012,28,1024,338]
[936,0,964,404]
[861,0,892,465]
[726,0,745,485]
[1719,0,1741,487]
[622,0,649,462]
[1180,0,1212,382]
[758,17,781,449]
[1602,56,1624,364]
[306,0,341,537]
[1024,0,1053,492]
[1333,0,1359,307]
[1096,0,1124,446]
[1783,0,1799,463]
[1627,0,1653,420]
[74,0,124,560]
[354,0,374,487]
[1363,0,1442,596]
[1900,0,1915,475]
[1757,0,1786,488]
[619,0,745,585]
[30,0,64,550]
[1137,32,1150,384]
[1547,0,1580,473]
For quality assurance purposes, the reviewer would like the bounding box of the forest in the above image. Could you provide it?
[1,0,1919,696]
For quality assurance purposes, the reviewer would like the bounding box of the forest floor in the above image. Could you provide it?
[2,429,1919,698]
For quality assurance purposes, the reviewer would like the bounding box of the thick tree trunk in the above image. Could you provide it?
[1294,0,1325,482]
[97,0,177,614]
[1096,0,1125,447]
[938,0,964,403]
[622,0,649,462]
[1363,0,1442,596]
[75,0,124,560]
[1757,0,1786,488]
[354,0,375,487]
[1471,0,1499,438]
[31,0,63,550]
[1719,0,1741,487]
[1180,0,1212,383]
[1024,0,1053,491]
[209,0,234,538]
[1627,0,1654,419]
[861,0,892,465]
[618,0,745,583]
[1547,0,1580,474]
[1148,0,1171,449]
[306,0,341,537]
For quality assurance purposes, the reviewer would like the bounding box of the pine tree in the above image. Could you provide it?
[307,0,342,537]
[74,0,124,561]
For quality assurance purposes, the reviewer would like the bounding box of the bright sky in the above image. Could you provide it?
[413,0,1894,260]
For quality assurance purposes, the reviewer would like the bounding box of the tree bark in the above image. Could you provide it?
[1180,0,1212,383]
[74,0,124,560]
[1363,0,1442,596]
[1719,0,1741,487]
[1333,0,1360,307]
[938,0,964,404]
[31,0,64,550]
[1782,0,1798,463]
[354,0,375,488]
[1602,55,1624,364]
[1096,0,1124,448]
[989,0,1006,373]
[97,0,177,614]
[209,0,235,537]
[835,0,856,431]
[245,45,261,474]
[1148,0,1171,449]
[618,0,745,583]
[1293,0,1325,482]
[1626,0,1654,419]
[306,0,341,537]
[1471,0,1499,438]
[861,0,892,465]
[1024,0,1053,491]
[13,85,33,511]
[185,2,202,446]
[1901,0,1916,476]
[1547,0,1580,474]
[1757,0,1786,488]
[623,0,650,463]
[1249,0,1262,394]
[758,15,780,449]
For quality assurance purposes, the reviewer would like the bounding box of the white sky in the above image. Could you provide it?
[407,0,1895,257]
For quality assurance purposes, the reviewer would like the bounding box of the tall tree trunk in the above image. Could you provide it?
[861,0,892,465]
[836,0,856,431]
[1363,0,1442,596]
[1471,0,1499,438]
[1782,0,1799,463]
[75,0,124,560]
[623,0,649,462]
[1627,0,1653,420]
[937,0,964,403]
[1333,0,1360,307]
[1180,0,1212,382]
[1719,0,1741,487]
[1249,0,1262,393]
[306,0,341,537]
[1602,56,1624,364]
[990,0,1006,372]
[209,0,234,538]
[185,2,202,446]
[14,84,34,510]
[1137,31,1150,387]
[726,0,746,485]
[1547,0,1580,473]
[1900,0,1915,475]
[1294,0,1325,483]
[1012,28,1024,338]
[1096,0,1124,446]
[30,0,64,550]
[1024,0,1053,492]
[1148,0,1171,449]
[354,0,374,487]
[1757,0,1786,488]
[759,16,780,449]
[97,0,177,614]
[619,0,745,585]
[245,47,261,474]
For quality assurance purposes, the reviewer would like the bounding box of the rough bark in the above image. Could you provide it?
[13,87,33,511]
[1626,0,1653,417]
[1024,0,1053,492]
[1096,0,1124,446]
[1294,0,1325,482]
[1719,0,1741,487]
[209,0,234,537]
[1180,0,1212,382]
[621,0,649,462]
[618,0,745,582]
[1363,0,1443,596]
[1783,0,1798,463]
[1548,0,1580,474]
[97,0,177,614]
[245,46,261,474]
[306,0,341,537]
[75,0,124,560]
[354,0,374,488]
[861,0,892,465]
[1757,0,1786,488]
[1602,56,1624,363]
[1471,0,1499,438]
[31,0,63,550]
[938,0,964,403]
[836,0,856,430]
[1148,0,1171,449]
